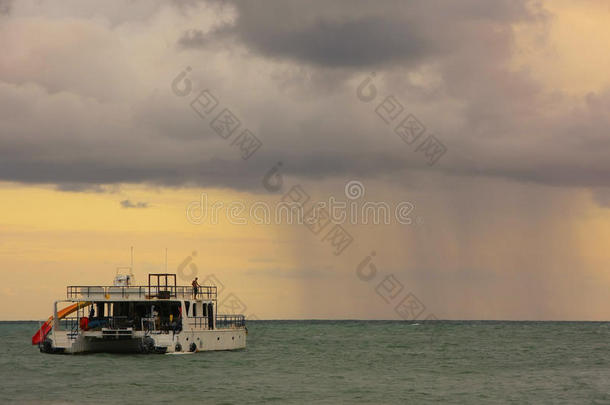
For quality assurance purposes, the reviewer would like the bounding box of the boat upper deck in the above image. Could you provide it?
[66,285,217,301]
[64,273,218,302]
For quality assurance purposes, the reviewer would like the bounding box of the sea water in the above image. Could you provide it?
[1,321,608,404]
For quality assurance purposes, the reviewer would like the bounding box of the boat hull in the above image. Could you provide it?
[41,328,246,354]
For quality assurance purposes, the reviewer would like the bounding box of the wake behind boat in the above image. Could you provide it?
[31,271,246,354]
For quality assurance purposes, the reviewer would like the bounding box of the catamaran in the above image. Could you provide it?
[31,270,246,354]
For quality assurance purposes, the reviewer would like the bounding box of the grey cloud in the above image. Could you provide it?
[55,183,109,193]
[182,0,540,68]
[0,0,11,14]
[0,0,609,195]
[120,199,150,208]
[8,0,169,26]
[179,29,210,48]
[180,16,434,68]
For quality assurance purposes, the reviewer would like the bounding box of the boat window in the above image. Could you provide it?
[193,302,197,317]
[170,302,181,319]
[184,301,190,316]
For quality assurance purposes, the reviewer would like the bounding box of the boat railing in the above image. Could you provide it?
[66,285,217,301]
[216,314,246,329]
[189,316,211,329]
[107,316,133,329]
[58,317,79,334]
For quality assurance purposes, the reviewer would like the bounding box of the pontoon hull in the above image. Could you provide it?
[41,329,246,354]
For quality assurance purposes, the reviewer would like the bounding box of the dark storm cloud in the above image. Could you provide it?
[180,15,434,68]
[181,0,538,68]
[1,0,609,200]
[0,135,420,191]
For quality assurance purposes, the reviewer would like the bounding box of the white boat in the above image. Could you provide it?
[32,271,246,354]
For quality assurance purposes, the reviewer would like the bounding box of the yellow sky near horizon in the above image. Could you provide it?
[0,175,609,321]
[0,183,306,319]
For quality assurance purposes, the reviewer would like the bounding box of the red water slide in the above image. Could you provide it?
[31,302,91,345]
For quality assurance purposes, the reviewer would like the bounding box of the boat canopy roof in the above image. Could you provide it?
[66,273,217,302]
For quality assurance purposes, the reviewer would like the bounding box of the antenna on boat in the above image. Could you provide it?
[130,246,134,276]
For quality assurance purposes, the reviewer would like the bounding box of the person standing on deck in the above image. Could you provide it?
[192,277,200,299]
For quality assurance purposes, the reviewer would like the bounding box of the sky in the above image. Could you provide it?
[0,0,608,320]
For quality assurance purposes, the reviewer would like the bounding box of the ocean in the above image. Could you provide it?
[1,321,608,404]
